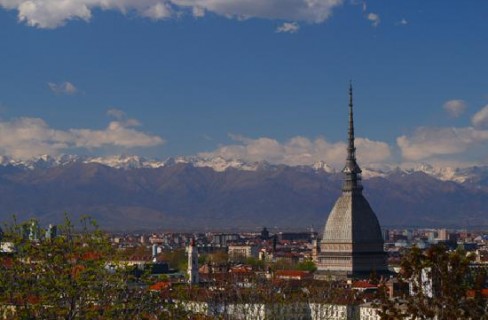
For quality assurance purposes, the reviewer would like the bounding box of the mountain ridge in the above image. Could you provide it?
[1,154,486,184]
[0,155,486,230]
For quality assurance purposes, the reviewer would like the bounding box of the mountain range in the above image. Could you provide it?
[0,155,487,231]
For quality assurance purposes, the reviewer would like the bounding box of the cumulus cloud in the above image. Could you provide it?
[0,114,164,159]
[0,0,344,28]
[141,2,173,20]
[0,0,172,28]
[174,0,344,22]
[199,134,391,168]
[397,126,488,161]
[443,99,467,118]
[472,105,488,128]
[276,22,300,33]
[48,81,78,95]
[397,104,488,163]
[366,12,380,27]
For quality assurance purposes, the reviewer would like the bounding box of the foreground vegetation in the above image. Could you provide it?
[0,216,189,319]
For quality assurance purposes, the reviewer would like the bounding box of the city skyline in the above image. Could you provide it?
[0,1,487,169]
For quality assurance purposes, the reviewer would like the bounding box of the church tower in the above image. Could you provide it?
[187,238,199,285]
[317,85,387,278]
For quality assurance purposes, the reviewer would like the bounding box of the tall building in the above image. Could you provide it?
[187,238,199,285]
[437,228,448,241]
[45,224,57,240]
[316,85,387,278]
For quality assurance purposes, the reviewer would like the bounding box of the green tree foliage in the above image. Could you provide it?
[296,260,317,272]
[0,215,189,319]
[161,248,187,272]
[377,244,488,320]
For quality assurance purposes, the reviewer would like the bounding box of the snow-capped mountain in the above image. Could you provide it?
[311,161,336,173]
[0,154,487,185]
[401,164,478,184]
[168,156,270,172]
[0,154,487,229]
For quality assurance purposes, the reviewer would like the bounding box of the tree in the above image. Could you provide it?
[0,215,189,319]
[377,244,488,320]
[296,260,317,272]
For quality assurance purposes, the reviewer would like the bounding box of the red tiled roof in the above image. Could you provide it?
[276,270,310,277]
[466,288,488,298]
[230,265,253,273]
[150,281,172,291]
[275,270,313,280]
[352,281,377,289]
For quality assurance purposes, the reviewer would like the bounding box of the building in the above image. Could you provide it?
[211,233,240,247]
[45,224,57,240]
[277,232,315,242]
[437,228,448,241]
[316,85,387,278]
[228,244,259,261]
[187,238,199,285]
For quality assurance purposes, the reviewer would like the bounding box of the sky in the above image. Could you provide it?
[0,0,487,169]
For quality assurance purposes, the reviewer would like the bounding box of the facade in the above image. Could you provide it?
[212,233,240,247]
[228,244,259,261]
[183,301,381,320]
[316,85,387,278]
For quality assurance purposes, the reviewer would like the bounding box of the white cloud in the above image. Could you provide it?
[443,99,466,118]
[199,134,391,168]
[0,0,344,28]
[472,104,488,128]
[396,18,407,26]
[0,114,164,159]
[366,12,380,27]
[70,121,162,148]
[397,126,488,161]
[397,104,488,163]
[276,22,300,34]
[141,2,173,20]
[192,5,204,17]
[174,0,344,22]
[48,81,78,95]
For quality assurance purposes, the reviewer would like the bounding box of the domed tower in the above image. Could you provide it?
[317,84,387,278]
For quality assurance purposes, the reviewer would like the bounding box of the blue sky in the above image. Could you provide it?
[0,1,487,168]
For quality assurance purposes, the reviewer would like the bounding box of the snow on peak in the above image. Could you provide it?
[0,154,485,184]
[407,163,472,183]
[312,161,336,173]
[361,167,387,179]
[172,156,264,172]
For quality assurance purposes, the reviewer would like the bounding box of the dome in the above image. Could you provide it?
[322,192,384,247]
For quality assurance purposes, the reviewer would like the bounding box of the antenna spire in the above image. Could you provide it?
[342,83,363,193]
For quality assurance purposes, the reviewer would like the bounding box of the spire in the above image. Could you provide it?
[342,83,363,193]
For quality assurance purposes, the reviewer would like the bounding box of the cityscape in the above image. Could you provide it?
[0,1,488,319]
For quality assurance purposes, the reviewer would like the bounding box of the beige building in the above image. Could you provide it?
[228,244,259,261]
